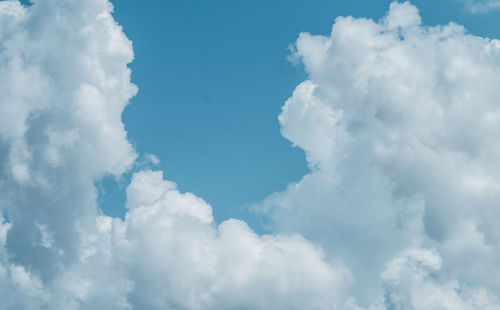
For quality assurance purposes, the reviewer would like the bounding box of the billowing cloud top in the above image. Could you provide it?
[262,1,500,308]
[1,0,500,309]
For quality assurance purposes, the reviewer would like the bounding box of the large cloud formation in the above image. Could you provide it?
[260,1,500,308]
[1,0,500,309]
[0,0,354,309]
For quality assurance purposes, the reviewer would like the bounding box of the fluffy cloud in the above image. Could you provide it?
[0,0,137,290]
[112,170,355,309]
[3,0,500,309]
[381,247,500,309]
[0,0,356,309]
[0,0,136,307]
[260,1,500,307]
[2,168,357,309]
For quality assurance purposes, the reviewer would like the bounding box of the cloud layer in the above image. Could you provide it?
[2,0,500,309]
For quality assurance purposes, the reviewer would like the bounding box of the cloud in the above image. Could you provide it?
[0,0,137,307]
[2,0,500,309]
[0,0,136,284]
[113,170,356,309]
[260,0,500,307]
[460,0,500,13]
[0,0,355,309]
[1,168,357,309]
[381,247,500,309]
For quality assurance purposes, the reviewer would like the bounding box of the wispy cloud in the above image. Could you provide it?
[461,0,500,13]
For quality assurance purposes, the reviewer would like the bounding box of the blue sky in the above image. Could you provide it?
[101,0,500,228]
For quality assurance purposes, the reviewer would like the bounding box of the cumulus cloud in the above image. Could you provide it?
[0,0,355,309]
[381,247,500,309]
[3,0,500,309]
[0,0,136,286]
[260,0,500,307]
[0,0,136,307]
[113,170,355,309]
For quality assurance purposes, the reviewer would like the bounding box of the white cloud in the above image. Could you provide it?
[0,0,138,294]
[0,0,137,307]
[0,168,358,309]
[260,0,500,307]
[143,153,160,165]
[113,170,356,309]
[0,0,357,309]
[3,0,500,309]
[381,247,500,309]
[461,0,500,13]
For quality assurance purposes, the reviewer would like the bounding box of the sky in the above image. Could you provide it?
[3,0,500,309]
[99,0,500,230]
